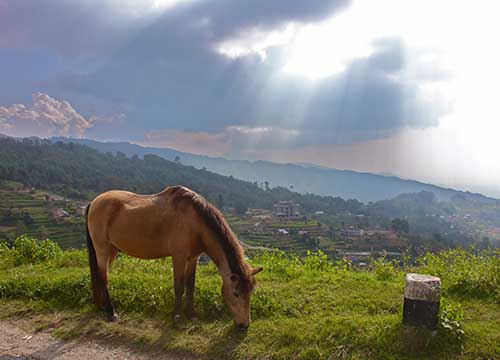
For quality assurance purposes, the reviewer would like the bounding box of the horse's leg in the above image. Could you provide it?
[96,245,118,321]
[172,256,187,323]
[108,246,119,268]
[184,256,199,319]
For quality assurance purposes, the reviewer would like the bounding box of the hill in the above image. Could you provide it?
[52,137,491,203]
[0,136,363,213]
[1,137,499,251]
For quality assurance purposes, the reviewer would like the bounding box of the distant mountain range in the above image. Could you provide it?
[49,137,492,203]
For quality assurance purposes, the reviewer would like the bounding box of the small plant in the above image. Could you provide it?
[0,242,14,269]
[333,257,353,272]
[303,250,331,272]
[438,301,465,351]
[254,250,301,279]
[372,257,398,281]
[8,235,63,266]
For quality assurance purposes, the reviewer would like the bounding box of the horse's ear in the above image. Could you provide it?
[251,267,263,275]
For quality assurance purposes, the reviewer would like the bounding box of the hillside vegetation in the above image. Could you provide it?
[0,137,362,214]
[1,236,499,359]
[2,137,500,253]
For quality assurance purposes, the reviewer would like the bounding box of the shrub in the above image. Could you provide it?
[372,257,399,281]
[7,235,63,266]
[0,242,14,269]
[253,250,301,280]
[12,235,40,265]
[303,250,332,272]
[418,249,500,302]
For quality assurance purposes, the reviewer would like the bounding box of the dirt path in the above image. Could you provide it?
[0,321,194,360]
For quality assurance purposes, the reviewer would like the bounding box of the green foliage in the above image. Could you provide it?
[438,301,465,350]
[333,257,353,272]
[0,138,363,215]
[2,235,63,267]
[372,257,399,281]
[253,250,301,279]
[303,250,332,272]
[418,249,500,302]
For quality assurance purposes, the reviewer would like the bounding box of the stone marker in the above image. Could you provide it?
[403,273,441,330]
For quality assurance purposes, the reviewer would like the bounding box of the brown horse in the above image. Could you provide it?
[85,185,262,329]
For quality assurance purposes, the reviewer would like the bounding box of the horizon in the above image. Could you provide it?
[1,1,500,198]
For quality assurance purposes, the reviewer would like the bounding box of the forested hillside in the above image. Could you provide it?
[0,137,362,214]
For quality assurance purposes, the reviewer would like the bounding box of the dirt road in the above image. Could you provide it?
[0,321,194,360]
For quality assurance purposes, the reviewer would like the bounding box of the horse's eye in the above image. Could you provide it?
[233,292,239,298]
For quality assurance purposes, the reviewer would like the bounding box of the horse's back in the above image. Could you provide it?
[88,188,202,259]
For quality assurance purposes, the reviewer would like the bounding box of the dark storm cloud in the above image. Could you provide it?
[0,0,141,55]
[178,0,351,40]
[0,0,349,55]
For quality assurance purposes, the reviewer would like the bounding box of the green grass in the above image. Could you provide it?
[0,238,499,359]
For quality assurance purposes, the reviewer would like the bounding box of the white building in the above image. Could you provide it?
[273,201,300,219]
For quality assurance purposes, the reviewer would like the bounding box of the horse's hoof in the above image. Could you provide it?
[107,313,119,322]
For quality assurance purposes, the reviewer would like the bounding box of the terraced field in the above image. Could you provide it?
[0,183,85,248]
[1,182,330,254]
[227,212,332,255]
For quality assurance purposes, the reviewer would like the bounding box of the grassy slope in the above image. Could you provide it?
[0,247,499,360]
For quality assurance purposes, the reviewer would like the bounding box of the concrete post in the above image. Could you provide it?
[403,273,441,330]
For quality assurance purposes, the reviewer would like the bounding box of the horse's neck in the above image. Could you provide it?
[202,233,233,281]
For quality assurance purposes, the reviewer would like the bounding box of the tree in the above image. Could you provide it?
[216,194,225,210]
[23,212,34,227]
[391,218,409,234]
[234,201,248,216]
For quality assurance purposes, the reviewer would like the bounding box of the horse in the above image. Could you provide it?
[85,185,263,329]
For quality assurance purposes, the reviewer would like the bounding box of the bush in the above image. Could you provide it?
[303,250,332,272]
[5,235,63,266]
[253,250,301,279]
[372,257,399,281]
[418,249,500,302]
[0,242,14,269]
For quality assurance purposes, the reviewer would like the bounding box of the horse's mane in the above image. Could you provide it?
[167,186,254,292]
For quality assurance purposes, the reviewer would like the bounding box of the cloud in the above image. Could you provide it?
[0,0,181,55]
[1,0,450,148]
[0,0,349,56]
[123,35,449,151]
[0,92,94,137]
[144,126,302,157]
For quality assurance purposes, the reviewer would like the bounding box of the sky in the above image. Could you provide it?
[0,0,499,198]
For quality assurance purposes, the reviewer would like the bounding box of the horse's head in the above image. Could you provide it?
[222,266,263,329]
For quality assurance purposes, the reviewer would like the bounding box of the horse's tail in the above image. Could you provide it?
[85,203,101,306]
